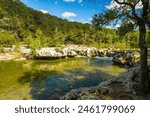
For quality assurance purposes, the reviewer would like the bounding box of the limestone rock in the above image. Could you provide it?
[113,56,126,65]
[86,48,97,58]
[36,47,65,59]
[67,51,77,57]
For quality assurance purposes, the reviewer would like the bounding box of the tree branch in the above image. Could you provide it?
[113,0,142,21]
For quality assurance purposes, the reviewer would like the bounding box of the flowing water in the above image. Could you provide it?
[0,57,126,100]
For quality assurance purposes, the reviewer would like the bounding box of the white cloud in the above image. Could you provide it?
[135,1,143,9]
[40,10,49,14]
[61,12,77,19]
[106,0,142,10]
[105,1,120,9]
[63,0,76,2]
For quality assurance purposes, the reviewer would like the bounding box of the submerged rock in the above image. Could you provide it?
[60,65,148,100]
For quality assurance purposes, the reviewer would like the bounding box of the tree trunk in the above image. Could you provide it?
[139,23,150,92]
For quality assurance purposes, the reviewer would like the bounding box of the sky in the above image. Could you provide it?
[20,0,112,24]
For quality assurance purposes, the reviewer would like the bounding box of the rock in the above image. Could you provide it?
[113,56,126,65]
[62,47,77,57]
[36,47,65,59]
[61,48,68,56]
[126,51,140,66]
[106,50,114,57]
[3,47,15,53]
[61,64,142,100]
[19,45,32,58]
[98,49,106,57]
[130,52,140,62]
[15,57,27,60]
[97,48,115,57]
[86,48,97,58]
[67,51,77,57]
[0,54,15,60]
[112,50,140,67]
[75,47,87,56]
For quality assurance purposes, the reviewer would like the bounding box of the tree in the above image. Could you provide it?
[92,0,150,92]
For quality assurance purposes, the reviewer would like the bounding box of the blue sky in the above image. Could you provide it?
[20,0,112,23]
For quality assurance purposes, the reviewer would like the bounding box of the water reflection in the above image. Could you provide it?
[0,58,126,100]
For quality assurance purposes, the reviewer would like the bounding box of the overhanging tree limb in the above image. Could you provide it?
[114,0,142,20]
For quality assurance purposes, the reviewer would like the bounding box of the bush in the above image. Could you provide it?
[0,30,16,47]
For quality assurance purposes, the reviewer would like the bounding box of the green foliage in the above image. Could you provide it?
[25,29,48,50]
[51,28,66,47]
[0,29,16,46]
[117,21,134,38]
[0,0,145,50]
[92,9,118,27]
[25,28,66,51]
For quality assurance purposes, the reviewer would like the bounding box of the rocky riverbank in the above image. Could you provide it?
[61,65,150,100]
[0,45,140,67]
[0,45,148,100]
[0,45,31,60]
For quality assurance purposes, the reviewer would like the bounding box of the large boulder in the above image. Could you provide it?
[126,52,140,66]
[67,51,77,57]
[98,48,114,57]
[75,46,87,56]
[61,47,69,56]
[62,47,77,57]
[98,49,107,57]
[112,50,140,67]
[86,48,97,58]
[113,56,126,65]
[36,47,65,59]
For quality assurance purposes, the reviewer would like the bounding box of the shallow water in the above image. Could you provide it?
[0,57,126,100]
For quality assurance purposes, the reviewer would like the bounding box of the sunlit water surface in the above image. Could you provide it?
[0,57,126,100]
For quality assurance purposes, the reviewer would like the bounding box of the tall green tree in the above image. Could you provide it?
[92,0,150,92]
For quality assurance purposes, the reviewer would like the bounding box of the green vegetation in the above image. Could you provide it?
[0,0,149,51]
[0,0,147,49]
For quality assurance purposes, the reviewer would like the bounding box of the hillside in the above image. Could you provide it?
[0,0,127,49]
